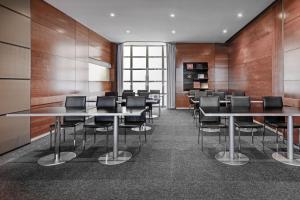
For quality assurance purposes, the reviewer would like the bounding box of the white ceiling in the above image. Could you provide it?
[45,0,275,43]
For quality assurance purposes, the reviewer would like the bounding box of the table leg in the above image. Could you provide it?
[98,115,132,165]
[215,116,249,166]
[272,115,300,166]
[37,116,77,166]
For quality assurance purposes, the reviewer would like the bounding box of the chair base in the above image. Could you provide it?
[131,125,152,132]
[215,151,249,166]
[37,152,77,166]
[272,152,300,166]
[98,151,132,165]
[96,127,113,132]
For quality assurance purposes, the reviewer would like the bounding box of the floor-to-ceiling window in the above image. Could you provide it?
[123,42,167,107]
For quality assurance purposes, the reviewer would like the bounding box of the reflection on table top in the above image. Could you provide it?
[6,106,146,117]
[200,105,300,117]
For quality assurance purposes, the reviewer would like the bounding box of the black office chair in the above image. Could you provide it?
[49,96,86,149]
[231,96,263,151]
[82,96,116,150]
[123,90,133,93]
[119,96,147,148]
[138,92,153,123]
[206,90,214,96]
[105,91,118,97]
[137,90,148,95]
[121,91,135,106]
[193,91,207,120]
[263,96,300,152]
[150,90,161,117]
[232,91,245,96]
[198,96,226,151]
[212,92,226,106]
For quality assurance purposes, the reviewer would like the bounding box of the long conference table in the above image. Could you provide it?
[200,105,300,166]
[7,106,146,166]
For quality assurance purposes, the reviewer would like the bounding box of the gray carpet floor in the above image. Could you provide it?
[1,109,300,200]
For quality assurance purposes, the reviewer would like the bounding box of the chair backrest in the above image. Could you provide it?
[232,91,245,96]
[64,96,86,123]
[137,90,148,94]
[96,96,116,108]
[138,92,150,98]
[212,92,225,100]
[105,91,118,97]
[231,96,252,123]
[65,96,86,109]
[126,96,146,108]
[189,90,197,96]
[206,90,213,96]
[123,90,133,93]
[195,90,207,99]
[122,91,135,99]
[263,96,285,123]
[231,96,250,108]
[149,90,160,100]
[150,90,160,94]
[95,96,116,123]
[199,96,220,123]
[263,96,283,109]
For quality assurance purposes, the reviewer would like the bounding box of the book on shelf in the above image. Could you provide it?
[198,74,205,79]
[193,82,201,89]
[200,83,208,89]
[186,64,193,70]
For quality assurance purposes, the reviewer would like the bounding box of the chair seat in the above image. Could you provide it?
[50,121,82,128]
[119,121,144,128]
[200,122,226,128]
[84,122,113,128]
[266,122,300,129]
[235,122,263,128]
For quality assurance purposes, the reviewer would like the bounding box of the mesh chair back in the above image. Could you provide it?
[149,90,160,102]
[126,96,146,108]
[206,90,213,96]
[232,91,245,96]
[199,96,220,123]
[95,96,116,123]
[125,96,146,123]
[137,90,148,94]
[263,96,285,123]
[64,96,86,123]
[212,92,225,100]
[138,92,150,98]
[231,96,252,123]
[122,91,135,99]
[189,90,197,96]
[105,91,118,96]
[123,90,133,93]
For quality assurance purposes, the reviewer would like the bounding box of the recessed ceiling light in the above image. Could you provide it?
[110,13,115,17]
[170,13,175,18]
[126,30,131,34]
[223,29,228,34]
[237,12,243,18]
[171,30,176,34]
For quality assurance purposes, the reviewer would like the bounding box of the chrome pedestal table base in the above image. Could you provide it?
[272,152,300,166]
[38,152,77,166]
[98,151,132,165]
[215,151,249,166]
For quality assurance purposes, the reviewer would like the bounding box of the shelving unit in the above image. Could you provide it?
[183,62,208,91]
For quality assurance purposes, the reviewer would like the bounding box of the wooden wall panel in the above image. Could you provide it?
[0,43,30,79]
[227,3,280,99]
[284,0,300,99]
[0,0,31,17]
[30,0,115,138]
[0,80,30,115]
[0,6,30,48]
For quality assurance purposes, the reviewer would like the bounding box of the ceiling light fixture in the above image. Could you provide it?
[170,13,175,18]
[237,12,243,18]
[171,30,176,34]
[223,29,228,34]
[126,30,131,34]
[110,13,115,17]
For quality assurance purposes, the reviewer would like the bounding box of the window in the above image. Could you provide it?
[122,43,167,107]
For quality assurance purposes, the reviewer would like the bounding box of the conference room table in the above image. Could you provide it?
[200,105,300,166]
[7,106,146,166]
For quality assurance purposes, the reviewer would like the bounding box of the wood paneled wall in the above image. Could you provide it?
[30,0,115,138]
[0,0,31,154]
[175,43,228,108]
[227,1,283,100]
